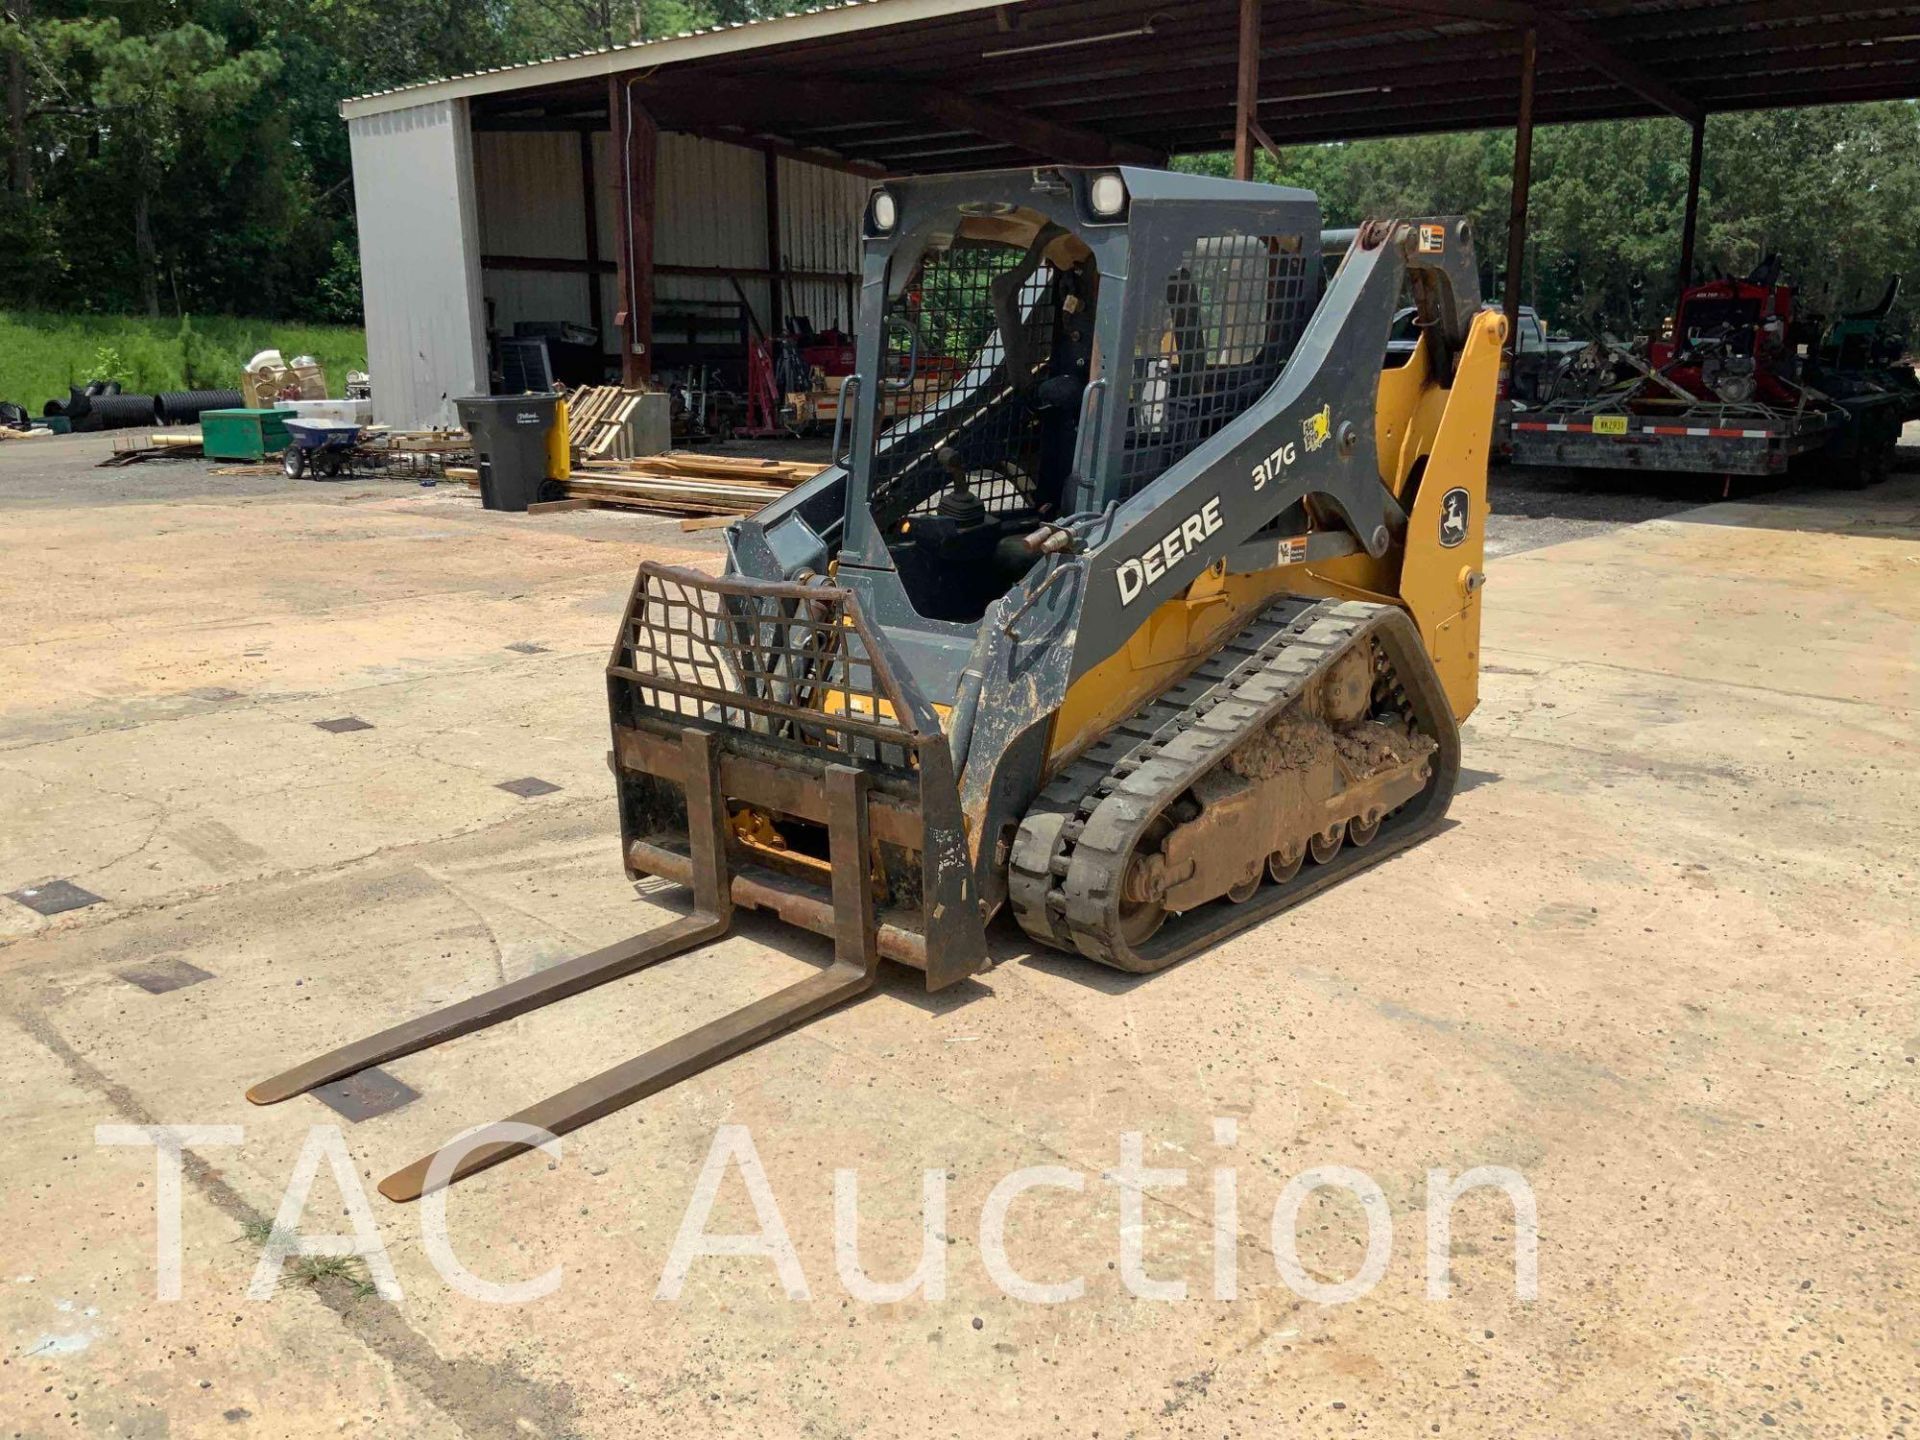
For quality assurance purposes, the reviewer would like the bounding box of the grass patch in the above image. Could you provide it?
[284,1254,380,1300]
[0,312,366,413]
[235,1216,380,1300]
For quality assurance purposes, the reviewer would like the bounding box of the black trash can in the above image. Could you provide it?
[455,394,559,512]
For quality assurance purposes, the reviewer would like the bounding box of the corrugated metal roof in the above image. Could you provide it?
[341,0,1008,116]
[362,1,1920,172]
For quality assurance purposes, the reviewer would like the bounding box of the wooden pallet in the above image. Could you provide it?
[564,385,648,460]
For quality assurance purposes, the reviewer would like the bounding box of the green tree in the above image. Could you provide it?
[38,15,277,315]
[7,0,1916,348]
[1182,101,1920,341]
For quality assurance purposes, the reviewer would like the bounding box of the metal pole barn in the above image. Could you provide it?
[1504,27,1538,354]
[1677,116,1706,297]
[1233,0,1261,182]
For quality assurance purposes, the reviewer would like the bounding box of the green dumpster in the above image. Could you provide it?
[202,408,295,461]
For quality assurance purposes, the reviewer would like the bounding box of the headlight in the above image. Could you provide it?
[1089,172,1128,218]
[870,189,897,232]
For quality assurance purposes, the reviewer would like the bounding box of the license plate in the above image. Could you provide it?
[1591,414,1629,436]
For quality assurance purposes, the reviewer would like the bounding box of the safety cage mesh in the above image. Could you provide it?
[1120,234,1313,498]
[616,571,918,773]
[868,239,1061,527]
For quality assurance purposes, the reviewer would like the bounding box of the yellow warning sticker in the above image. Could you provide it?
[1418,224,1446,254]
[1592,414,1630,435]
[1301,403,1332,453]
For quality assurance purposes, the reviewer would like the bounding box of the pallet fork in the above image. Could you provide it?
[249,565,985,1201]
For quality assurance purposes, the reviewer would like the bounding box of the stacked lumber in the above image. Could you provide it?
[357,428,471,455]
[564,386,646,460]
[101,432,205,465]
[567,452,823,516]
[451,449,826,520]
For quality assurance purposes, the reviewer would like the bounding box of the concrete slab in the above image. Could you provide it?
[1,440,1915,1437]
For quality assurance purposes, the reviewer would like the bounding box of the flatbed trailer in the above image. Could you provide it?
[1501,390,1909,479]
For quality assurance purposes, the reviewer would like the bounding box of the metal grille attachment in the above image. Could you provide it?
[1121,234,1313,498]
[868,240,1060,527]
[614,567,921,773]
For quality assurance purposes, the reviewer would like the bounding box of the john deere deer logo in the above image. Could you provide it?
[1301,404,1332,453]
[1439,487,1470,547]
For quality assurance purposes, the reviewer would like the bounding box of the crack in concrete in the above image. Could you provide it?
[0,758,172,883]
[409,864,512,987]
[0,794,607,959]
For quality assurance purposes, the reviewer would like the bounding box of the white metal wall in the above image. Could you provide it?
[652,132,771,344]
[777,157,868,336]
[473,129,592,343]
[471,127,867,367]
[349,100,486,429]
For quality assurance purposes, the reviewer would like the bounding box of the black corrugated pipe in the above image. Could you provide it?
[48,385,93,422]
[80,393,160,432]
[154,389,243,425]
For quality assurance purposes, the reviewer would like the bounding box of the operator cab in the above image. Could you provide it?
[864,210,1099,623]
[834,171,1318,638]
[736,168,1322,696]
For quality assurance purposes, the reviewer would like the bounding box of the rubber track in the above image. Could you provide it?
[1008,596,1457,972]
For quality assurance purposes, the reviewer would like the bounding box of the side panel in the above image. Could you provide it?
[956,223,1484,874]
[349,100,487,430]
[1045,306,1504,764]
[1395,308,1505,720]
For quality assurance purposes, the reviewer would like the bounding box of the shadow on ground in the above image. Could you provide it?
[1489,451,1920,551]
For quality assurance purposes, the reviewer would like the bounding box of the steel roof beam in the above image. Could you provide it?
[1037,32,1542,124]
[665,123,889,176]
[1614,0,1920,46]
[637,72,1159,167]
[1334,0,1704,122]
[959,10,1455,97]
[1013,9,1913,121]
[915,84,1164,165]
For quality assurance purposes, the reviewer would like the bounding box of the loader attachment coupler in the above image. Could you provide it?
[249,563,984,1201]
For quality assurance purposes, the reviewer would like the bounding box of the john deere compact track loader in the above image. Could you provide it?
[251,168,1506,1199]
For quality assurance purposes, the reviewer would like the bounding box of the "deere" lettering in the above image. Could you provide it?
[1115,497,1224,606]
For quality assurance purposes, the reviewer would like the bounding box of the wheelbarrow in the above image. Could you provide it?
[282,419,362,479]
